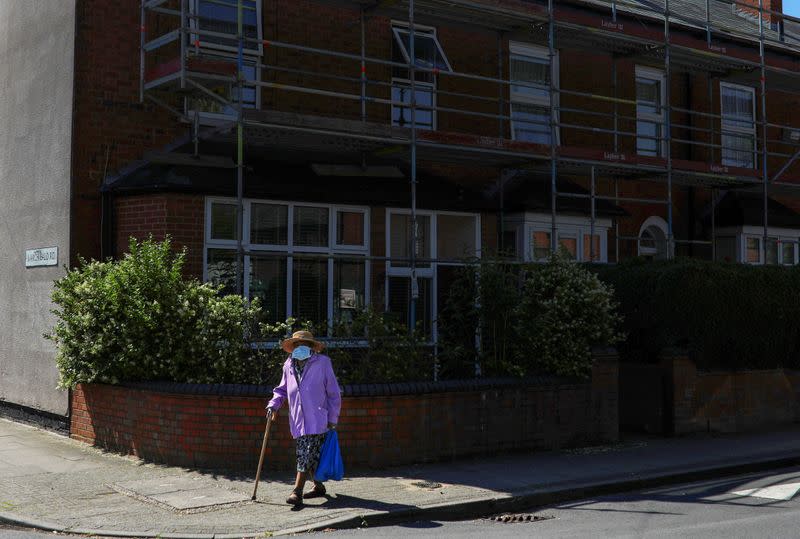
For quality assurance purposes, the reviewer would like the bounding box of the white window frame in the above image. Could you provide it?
[635,66,666,157]
[390,21,450,131]
[637,215,671,258]
[385,208,482,343]
[720,82,757,169]
[715,225,800,265]
[204,197,370,329]
[509,41,560,145]
[190,0,264,56]
[508,213,609,263]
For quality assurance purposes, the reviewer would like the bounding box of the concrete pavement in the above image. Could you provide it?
[1,417,800,537]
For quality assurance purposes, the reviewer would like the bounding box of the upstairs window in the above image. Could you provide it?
[720,83,756,169]
[509,42,557,145]
[193,0,262,54]
[636,67,665,157]
[391,23,451,130]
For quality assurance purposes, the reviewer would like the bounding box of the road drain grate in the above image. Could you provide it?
[486,513,553,523]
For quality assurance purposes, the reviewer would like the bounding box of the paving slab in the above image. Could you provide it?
[2,418,800,537]
[112,478,252,513]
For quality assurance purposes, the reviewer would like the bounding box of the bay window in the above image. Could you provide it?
[720,83,756,169]
[715,227,800,265]
[205,198,369,328]
[507,213,610,263]
[509,42,557,145]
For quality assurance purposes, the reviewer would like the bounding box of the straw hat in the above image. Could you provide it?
[281,330,326,354]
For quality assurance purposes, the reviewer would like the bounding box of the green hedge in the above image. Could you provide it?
[48,238,262,387]
[595,258,800,370]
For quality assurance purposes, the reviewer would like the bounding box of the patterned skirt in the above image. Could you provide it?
[295,433,326,473]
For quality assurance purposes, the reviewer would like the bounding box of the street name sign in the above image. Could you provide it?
[25,246,58,268]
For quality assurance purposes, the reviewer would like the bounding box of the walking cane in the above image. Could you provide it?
[251,413,273,500]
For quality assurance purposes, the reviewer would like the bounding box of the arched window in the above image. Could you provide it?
[638,216,670,260]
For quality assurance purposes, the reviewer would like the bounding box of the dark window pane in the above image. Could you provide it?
[337,211,365,246]
[206,249,239,294]
[387,276,432,337]
[292,259,328,324]
[251,203,288,245]
[210,203,238,240]
[293,207,329,247]
[250,256,287,322]
[390,214,431,268]
[511,104,550,144]
[437,215,477,261]
[392,85,434,129]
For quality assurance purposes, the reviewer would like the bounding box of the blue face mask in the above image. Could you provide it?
[291,345,312,361]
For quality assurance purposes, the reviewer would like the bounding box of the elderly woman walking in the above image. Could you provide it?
[266,330,342,506]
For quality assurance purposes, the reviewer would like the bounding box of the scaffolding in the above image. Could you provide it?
[139,0,800,301]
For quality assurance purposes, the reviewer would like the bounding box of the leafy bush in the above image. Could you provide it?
[437,258,520,378]
[438,252,623,378]
[595,258,800,370]
[256,308,432,385]
[514,252,623,378]
[48,237,261,387]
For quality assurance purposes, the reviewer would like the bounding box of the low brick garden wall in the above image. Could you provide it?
[620,353,800,435]
[70,352,618,472]
[665,355,800,434]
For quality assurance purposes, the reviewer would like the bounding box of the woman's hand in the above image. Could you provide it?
[266,408,276,421]
[327,423,337,430]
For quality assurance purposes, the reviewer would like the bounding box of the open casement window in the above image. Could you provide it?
[391,23,451,130]
[204,198,369,329]
[391,25,452,82]
[635,67,665,157]
[191,0,262,54]
[509,42,557,145]
[720,83,756,169]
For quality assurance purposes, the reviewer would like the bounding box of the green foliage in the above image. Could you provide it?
[595,258,800,370]
[256,308,432,385]
[438,251,623,378]
[437,258,520,378]
[48,237,261,388]
[514,251,623,378]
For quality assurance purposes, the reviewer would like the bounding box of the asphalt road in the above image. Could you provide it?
[314,466,800,539]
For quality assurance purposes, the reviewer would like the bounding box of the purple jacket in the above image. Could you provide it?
[267,353,342,439]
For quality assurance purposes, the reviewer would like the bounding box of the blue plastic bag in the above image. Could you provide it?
[314,430,344,482]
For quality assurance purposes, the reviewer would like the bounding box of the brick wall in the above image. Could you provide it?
[115,194,205,279]
[621,352,800,435]
[70,353,618,472]
[665,354,800,434]
[71,0,185,265]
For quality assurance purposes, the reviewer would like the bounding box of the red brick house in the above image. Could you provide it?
[5,0,800,417]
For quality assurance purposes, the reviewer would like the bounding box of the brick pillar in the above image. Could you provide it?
[660,349,697,435]
[590,347,619,443]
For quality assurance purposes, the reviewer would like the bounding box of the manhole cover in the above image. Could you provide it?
[111,477,251,514]
[410,481,442,489]
[485,513,553,523]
